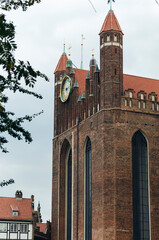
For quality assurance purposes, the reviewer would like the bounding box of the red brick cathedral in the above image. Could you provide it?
[52,8,159,240]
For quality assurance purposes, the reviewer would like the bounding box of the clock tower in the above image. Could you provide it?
[52,6,159,240]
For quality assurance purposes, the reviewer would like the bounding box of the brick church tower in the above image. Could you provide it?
[52,7,159,240]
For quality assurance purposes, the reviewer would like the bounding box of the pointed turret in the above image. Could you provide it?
[100,9,123,109]
[100,9,123,34]
[54,52,68,73]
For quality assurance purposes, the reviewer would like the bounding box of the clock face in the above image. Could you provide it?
[60,75,72,102]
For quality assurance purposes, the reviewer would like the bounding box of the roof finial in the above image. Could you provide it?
[108,0,115,10]
[68,45,72,59]
[92,48,94,57]
[63,41,66,53]
[81,34,85,69]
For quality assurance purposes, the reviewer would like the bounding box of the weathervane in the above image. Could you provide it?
[108,0,115,10]
[68,45,72,59]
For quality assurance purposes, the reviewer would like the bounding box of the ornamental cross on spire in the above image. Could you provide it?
[108,0,115,10]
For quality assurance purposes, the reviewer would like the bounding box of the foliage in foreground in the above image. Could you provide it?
[0,179,14,187]
[0,0,49,153]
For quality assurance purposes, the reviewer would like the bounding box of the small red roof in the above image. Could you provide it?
[74,68,88,96]
[123,74,159,99]
[36,223,47,234]
[100,10,123,34]
[54,53,68,73]
[0,197,32,221]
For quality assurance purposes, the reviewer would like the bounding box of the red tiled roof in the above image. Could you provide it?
[72,69,159,99]
[123,74,159,99]
[0,197,32,221]
[54,53,68,73]
[36,223,47,234]
[100,10,123,34]
[74,68,88,96]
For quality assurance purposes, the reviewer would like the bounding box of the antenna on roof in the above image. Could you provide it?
[80,34,85,69]
[88,0,97,13]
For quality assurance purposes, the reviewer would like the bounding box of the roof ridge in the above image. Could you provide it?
[124,73,159,81]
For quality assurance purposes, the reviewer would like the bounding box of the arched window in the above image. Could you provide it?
[59,140,72,240]
[66,149,72,240]
[85,138,92,240]
[132,131,150,240]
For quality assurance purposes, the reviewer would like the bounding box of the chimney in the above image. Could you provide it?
[31,195,34,210]
[15,190,23,200]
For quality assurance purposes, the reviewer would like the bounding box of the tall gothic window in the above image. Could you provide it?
[66,149,72,240]
[85,138,92,240]
[132,131,150,240]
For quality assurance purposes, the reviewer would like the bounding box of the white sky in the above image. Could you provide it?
[0,0,159,222]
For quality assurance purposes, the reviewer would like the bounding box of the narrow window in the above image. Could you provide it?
[66,150,72,240]
[107,35,110,42]
[132,131,150,240]
[129,100,132,107]
[141,94,144,100]
[125,99,128,106]
[114,68,117,75]
[138,101,141,109]
[85,138,92,240]
[114,34,117,42]
[115,48,117,54]
[152,103,155,111]
[152,95,155,101]
[157,104,159,111]
[129,92,133,98]
[143,102,146,109]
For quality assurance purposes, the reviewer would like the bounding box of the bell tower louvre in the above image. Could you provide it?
[52,5,159,240]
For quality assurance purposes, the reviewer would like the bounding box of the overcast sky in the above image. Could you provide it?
[0,0,159,222]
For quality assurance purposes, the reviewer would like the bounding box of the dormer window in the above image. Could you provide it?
[11,205,19,217]
[114,34,117,42]
[107,35,110,42]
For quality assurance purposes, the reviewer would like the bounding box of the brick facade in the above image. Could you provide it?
[52,9,159,240]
